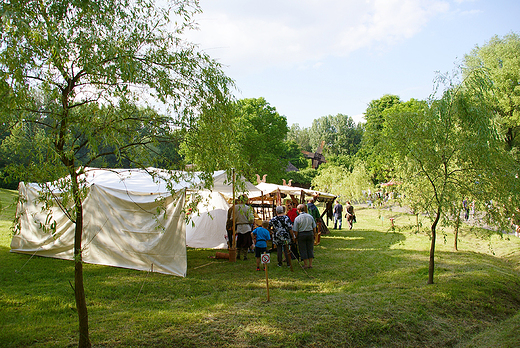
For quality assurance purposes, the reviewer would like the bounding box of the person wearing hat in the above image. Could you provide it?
[269,205,293,267]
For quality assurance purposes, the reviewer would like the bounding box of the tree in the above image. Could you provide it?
[381,70,518,284]
[0,1,234,347]
[281,140,307,170]
[312,161,374,202]
[232,98,289,184]
[309,114,363,157]
[463,32,520,155]
[358,95,402,184]
[287,123,312,152]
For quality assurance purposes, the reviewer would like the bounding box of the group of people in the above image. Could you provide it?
[333,200,356,230]
[226,197,320,271]
[227,196,357,271]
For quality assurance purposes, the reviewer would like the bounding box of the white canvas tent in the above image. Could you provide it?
[185,170,261,249]
[11,168,188,277]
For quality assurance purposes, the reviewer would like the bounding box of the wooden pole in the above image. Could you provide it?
[232,169,236,249]
[229,169,237,262]
[265,259,270,302]
[261,190,265,220]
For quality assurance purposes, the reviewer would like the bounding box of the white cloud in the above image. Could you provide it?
[188,0,451,72]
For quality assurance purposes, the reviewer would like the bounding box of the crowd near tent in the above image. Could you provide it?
[11,168,338,276]
[11,168,188,277]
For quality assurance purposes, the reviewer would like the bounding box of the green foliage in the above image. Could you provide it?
[309,113,363,156]
[287,123,312,152]
[180,100,237,175]
[230,97,289,183]
[357,95,402,185]
[1,201,520,347]
[285,167,317,188]
[381,68,520,283]
[281,139,308,170]
[312,161,374,202]
[321,154,355,171]
[0,1,235,346]
[463,32,520,153]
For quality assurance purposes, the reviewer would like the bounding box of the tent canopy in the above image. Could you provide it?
[11,168,187,276]
[255,182,336,202]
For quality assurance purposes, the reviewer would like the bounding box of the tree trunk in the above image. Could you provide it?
[72,177,91,348]
[428,209,441,285]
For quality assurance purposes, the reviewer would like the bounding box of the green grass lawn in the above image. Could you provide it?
[1,188,520,347]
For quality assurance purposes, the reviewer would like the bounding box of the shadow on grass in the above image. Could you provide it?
[2,226,520,347]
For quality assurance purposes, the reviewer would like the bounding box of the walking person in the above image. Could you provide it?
[345,201,355,230]
[333,200,343,229]
[292,204,316,269]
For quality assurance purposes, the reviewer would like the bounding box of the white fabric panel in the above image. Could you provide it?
[11,178,187,277]
[82,185,186,277]
[185,191,229,249]
[11,182,76,260]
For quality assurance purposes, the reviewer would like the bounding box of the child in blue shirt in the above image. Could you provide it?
[252,220,271,271]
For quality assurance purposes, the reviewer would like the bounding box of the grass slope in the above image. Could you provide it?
[1,188,519,347]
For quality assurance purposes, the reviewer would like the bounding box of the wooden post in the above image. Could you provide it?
[265,260,270,302]
[261,190,265,220]
[229,169,237,262]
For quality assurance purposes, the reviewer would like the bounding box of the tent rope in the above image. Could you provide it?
[289,248,314,279]
[82,217,110,249]
[15,247,43,273]
[136,263,153,300]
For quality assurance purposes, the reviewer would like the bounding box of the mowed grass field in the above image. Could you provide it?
[1,187,520,347]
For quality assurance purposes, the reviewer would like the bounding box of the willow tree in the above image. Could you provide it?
[0,1,234,347]
[381,70,518,285]
[464,33,520,154]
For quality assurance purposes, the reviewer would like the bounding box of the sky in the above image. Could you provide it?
[185,0,520,128]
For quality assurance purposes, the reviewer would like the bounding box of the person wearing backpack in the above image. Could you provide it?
[345,201,356,230]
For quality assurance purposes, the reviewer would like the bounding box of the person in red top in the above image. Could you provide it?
[284,199,300,261]
[285,199,298,222]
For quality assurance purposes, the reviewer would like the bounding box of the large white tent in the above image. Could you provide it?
[11,168,188,277]
[185,171,261,249]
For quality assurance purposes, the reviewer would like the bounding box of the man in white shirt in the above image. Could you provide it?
[292,204,317,269]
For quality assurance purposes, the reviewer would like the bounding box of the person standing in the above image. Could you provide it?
[307,198,320,222]
[292,204,316,269]
[307,198,322,244]
[252,221,271,271]
[269,206,293,267]
[462,198,469,221]
[284,199,300,261]
[345,201,355,230]
[333,200,343,229]
[227,195,254,260]
[285,199,298,223]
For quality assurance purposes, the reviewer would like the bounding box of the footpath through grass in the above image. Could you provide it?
[1,188,520,347]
